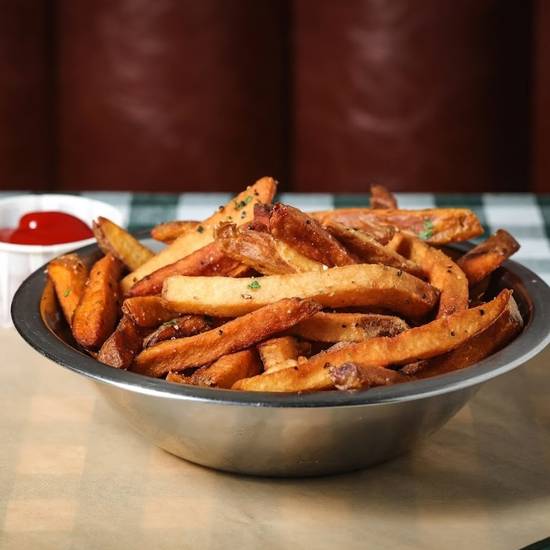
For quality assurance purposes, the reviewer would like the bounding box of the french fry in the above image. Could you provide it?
[457,229,520,285]
[388,232,468,317]
[162,264,439,320]
[325,222,424,278]
[131,298,322,377]
[98,316,144,369]
[328,362,407,390]
[47,253,89,325]
[166,371,192,384]
[312,208,483,245]
[151,220,200,243]
[258,336,311,373]
[370,184,397,209]
[190,350,262,388]
[122,296,180,328]
[232,290,511,392]
[143,315,212,348]
[72,254,124,350]
[122,177,277,290]
[93,217,154,271]
[126,241,246,296]
[291,312,409,343]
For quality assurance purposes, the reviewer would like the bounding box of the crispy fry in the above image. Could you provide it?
[72,254,123,350]
[232,290,511,392]
[98,316,144,369]
[122,296,180,328]
[166,371,193,384]
[291,312,409,343]
[47,253,89,325]
[93,217,154,271]
[328,362,407,390]
[325,222,424,278]
[131,298,322,377]
[191,350,262,388]
[151,220,200,243]
[258,336,311,373]
[457,229,520,285]
[126,241,246,296]
[312,208,483,245]
[388,232,468,317]
[268,203,357,266]
[122,177,277,290]
[370,184,397,209]
[143,315,212,347]
[162,264,439,319]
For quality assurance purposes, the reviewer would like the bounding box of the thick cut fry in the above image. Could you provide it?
[312,208,483,245]
[219,228,324,275]
[191,350,262,388]
[131,298,321,377]
[328,362,407,390]
[232,290,511,392]
[72,254,123,350]
[122,296,180,328]
[143,315,212,348]
[370,184,397,209]
[258,336,311,373]
[457,229,520,285]
[122,177,277,290]
[93,217,153,271]
[98,316,144,369]
[126,241,245,296]
[47,253,88,325]
[325,222,423,278]
[268,203,357,266]
[162,264,439,320]
[166,371,193,384]
[291,312,409,343]
[151,220,200,243]
[389,232,468,317]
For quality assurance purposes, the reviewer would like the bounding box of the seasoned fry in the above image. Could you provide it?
[131,298,322,377]
[122,296,180,328]
[370,184,397,209]
[258,336,311,373]
[98,316,144,369]
[72,254,123,350]
[162,264,439,319]
[93,217,154,271]
[312,208,483,245]
[325,222,424,278]
[457,229,520,286]
[122,177,277,290]
[388,232,468,317]
[232,290,511,392]
[328,362,407,390]
[151,220,200,243]
[291,312,409,343]
[47,253,88,325]
[126,241,246,296]
[166,371,192,384]
[191,350,262,388]
[143,315,212,348]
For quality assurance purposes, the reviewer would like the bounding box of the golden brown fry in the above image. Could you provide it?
[47,253,89,325]
[312,208,483,245]
[232,290,511,392]
[162,264,438,320]
[122,177,277,290]
[151,220,200,243]
[93,217,154,271]
[98,316,144,369]
[122,296,180,328]
[126,241,245,297]
[72,254,123,350]
[389,232,468,317]
[328,362,407,390]
[131,298,322,378]
[143,315,212,347]
[457,229,520,286]
[291,312,409,343]
[166,371,193,384]
[191,350,262,388]
[370,184,397,209]
[325,222,424,278]
[268,203,357,266]
[258,336,311,373]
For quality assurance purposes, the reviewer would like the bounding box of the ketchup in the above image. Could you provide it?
[0,211,93,245]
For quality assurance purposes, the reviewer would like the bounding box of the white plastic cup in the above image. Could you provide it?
[0,194,124,327]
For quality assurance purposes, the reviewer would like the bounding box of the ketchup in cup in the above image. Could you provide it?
[0,211,93,245]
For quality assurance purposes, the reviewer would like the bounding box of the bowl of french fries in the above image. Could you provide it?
[12,178,550,476]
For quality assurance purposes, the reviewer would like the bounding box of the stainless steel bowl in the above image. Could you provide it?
[11,237,550,477]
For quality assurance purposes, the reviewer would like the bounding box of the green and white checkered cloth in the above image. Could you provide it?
[2,191,550,284]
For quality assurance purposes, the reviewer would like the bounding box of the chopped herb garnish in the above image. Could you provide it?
[63,288,71,297]
[234,195,253,210]
[418,218,434,240]
[196,225,205,233]
[247,280,261,290]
